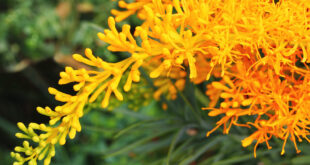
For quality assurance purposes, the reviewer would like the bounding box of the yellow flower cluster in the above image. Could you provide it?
[12,0,310,164]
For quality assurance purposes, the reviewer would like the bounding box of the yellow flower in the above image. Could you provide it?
[12,48,142,164]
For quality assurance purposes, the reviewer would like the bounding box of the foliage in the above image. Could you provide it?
[0,0,118,71]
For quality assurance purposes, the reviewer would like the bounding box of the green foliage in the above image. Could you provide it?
[0,0,118,71]
[0,0,60,67]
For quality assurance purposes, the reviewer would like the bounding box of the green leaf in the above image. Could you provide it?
[179,136,225,165]
[113,108,153,120]
[198,155,217,165]
[83,124,118,134]
[104,126,178,158]
[166,128,185,165]
[0,116,18,136]
[195,87,209,107]
[292,155,310,165]
[212,148,280,165]
[149,136,196,165]
[134,135,173,154]
[85,22,105,33]
[113,118,168,139]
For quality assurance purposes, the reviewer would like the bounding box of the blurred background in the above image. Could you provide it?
[2,0,310,165]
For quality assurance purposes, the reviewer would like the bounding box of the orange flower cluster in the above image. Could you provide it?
[206,55,310,157]
[12,0,310,164]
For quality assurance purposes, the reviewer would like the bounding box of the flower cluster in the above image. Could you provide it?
[12,0,310,164]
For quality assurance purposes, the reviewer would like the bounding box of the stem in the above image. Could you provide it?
[173,83,204,125]
[195,87,209,107]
